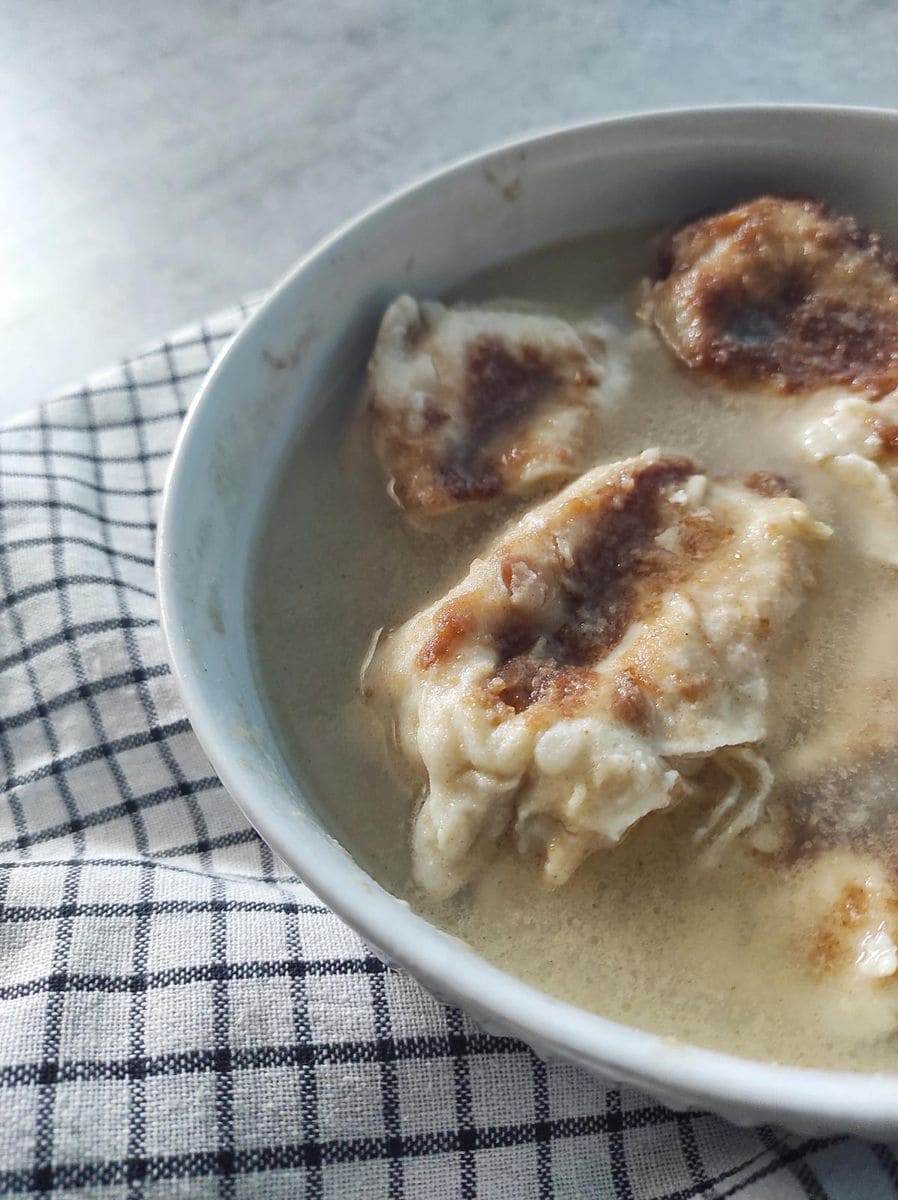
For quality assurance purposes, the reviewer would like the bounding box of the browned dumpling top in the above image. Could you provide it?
[367,297,607,514]
[646,196,898,395]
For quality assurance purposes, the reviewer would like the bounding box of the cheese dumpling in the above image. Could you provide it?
[645,196,898,395]
[367,296,608,514]
[366,450,830,897]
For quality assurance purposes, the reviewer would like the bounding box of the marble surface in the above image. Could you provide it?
[4,0,898,420]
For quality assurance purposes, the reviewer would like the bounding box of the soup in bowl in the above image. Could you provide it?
[158,107,898,1136]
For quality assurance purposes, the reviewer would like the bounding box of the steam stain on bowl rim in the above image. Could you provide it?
[482,148,528,205]
[262,324,321,372]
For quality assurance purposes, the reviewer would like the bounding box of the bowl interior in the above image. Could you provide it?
[158,106,898,1136]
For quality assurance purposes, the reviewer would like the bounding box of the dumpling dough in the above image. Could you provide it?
[742,849,898,1047]
[367,296,607,513]
[802,391,898,564]
[763,850,898,1035]
[365,449,830,897]
[801,851,898,981]
[644,196,898,395]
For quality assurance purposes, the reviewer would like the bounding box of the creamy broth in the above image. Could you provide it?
[251,228,898,1071]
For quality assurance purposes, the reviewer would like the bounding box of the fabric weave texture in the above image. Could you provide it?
[0,303,894,1198]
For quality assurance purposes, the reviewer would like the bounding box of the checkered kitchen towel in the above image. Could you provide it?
[1,304,896,1200]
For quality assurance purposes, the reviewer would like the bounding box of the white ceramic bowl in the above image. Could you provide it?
[158,106,898,1137]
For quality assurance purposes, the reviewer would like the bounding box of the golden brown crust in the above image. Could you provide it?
[379,338,564,506]
[648,196,898,395]
[413,454,744,726]
[810,882,871,973]
[873,419,898,456]
[488,657,594,715]
[609,666,653,730]
[367,300,603,514]
[437,340,565,502]
[744,471,796,499]
[417,605,476,670]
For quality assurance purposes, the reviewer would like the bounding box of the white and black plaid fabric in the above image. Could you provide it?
[0,304,896,1199]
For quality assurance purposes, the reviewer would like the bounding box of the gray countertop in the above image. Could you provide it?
[4,0,898,421]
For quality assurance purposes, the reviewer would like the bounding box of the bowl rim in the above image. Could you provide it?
[157,103,898,1133]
